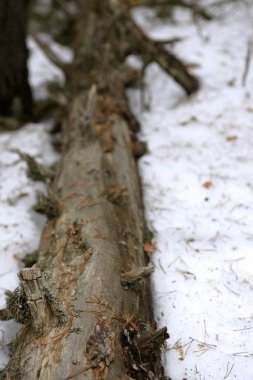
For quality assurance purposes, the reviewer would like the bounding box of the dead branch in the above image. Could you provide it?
[11,149,55,182]
[115,9,199,94]
[30,32,69,72]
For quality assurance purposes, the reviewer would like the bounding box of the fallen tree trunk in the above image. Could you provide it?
[4,92,164,380]
[1,1,199,379]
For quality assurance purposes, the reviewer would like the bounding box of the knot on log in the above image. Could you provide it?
[33,189,61,218]
[86,317,116,369]
[121,266,154,290]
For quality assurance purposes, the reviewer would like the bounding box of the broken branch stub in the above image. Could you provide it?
[121,266,155,290]
[33,189,61,218]
[5,266,67,334]
[18,266,51,332]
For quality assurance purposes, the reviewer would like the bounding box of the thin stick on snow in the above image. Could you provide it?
[158,259,167,274]
[232,352,251,357]
[203,319,209,339]
[189,337,217,349]
[184,338,194,357]
[242,39,252,86]
[233,327,253,332]
[224,361,234,379]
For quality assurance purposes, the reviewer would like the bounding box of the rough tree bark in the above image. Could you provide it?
[0,0,32,119]
[1,1,199,379]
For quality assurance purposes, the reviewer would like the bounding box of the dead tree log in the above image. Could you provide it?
[1,1,199,379]
[3,90,169,380]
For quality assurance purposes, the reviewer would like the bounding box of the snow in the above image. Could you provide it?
[128,2,253,379]
[1,2,253,378]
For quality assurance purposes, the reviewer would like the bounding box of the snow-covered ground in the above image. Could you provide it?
[128,2,253,379]
[1,2,253,379]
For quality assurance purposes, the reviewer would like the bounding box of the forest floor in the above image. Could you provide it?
[1,1,253,379]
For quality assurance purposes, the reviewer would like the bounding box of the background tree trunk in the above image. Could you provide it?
[0,0,32,119]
